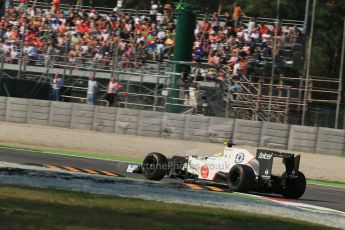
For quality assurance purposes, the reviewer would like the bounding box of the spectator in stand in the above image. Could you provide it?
[193,45,203,62]
[18,0,26,10]
[229,78,241,100]
[247,17,255,35]
[51,0,61,14]
[154,39,164,62]
[93,50,103,66]
[87,75,98,105]
[233,58,242,77]
[52,72,64,101]
[233,3,244,28]
[150,1,158,24]
[258,23,269,37]
[208,51,220,66]
[68,46,79,67]
[26,42,39,64]
[211,12,219,31]
[162,3,173,25]
[4,0,11,11]
[9,44,19,63]
[89,0,94,9]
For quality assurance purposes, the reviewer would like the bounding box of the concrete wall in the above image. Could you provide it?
[288,125,318,153]
[115,108,140,135]
[5,97,29,123]
[208,117,234,143]
[162,113,186,140]
[0,97,6,121]
[233,119,262,147]
[93,106,117,133]
[0,97,344,156]
[138,110,163,138]
[49,101,73,128]
[71,104,95,130]
[316,128,345,156]
[260,122,290,150]
[28,100,51,126]
[184,115,209,142]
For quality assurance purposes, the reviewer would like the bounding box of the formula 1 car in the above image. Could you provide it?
[136,141,306,199]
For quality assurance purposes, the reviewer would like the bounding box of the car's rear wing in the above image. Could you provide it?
[256,149,301,180]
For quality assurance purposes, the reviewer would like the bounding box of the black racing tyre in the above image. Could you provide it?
[228,164,255,192]
[142,152,168,180]
[281,171,306,199]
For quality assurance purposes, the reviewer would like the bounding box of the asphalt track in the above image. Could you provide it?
[0,147,344,212]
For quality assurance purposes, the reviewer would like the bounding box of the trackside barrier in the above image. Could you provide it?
[0,97,344,156]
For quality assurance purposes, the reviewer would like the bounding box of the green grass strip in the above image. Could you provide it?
[0,185,337,230]
[0,144,142,163]
[307,179,345,189]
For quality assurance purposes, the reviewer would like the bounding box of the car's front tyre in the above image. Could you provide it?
[142,152,168,180]
[228,164,255,192]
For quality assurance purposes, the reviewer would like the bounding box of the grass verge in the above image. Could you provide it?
[307,179,345,188]
[0,143,142,163]
[0,185,338,230]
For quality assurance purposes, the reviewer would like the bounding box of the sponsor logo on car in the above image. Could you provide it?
[261,169,271,179]
[235,153,245,163]
[258,152,273,160]
[261,175,271,179]
[126,164,138,173]
[201,165,209,178]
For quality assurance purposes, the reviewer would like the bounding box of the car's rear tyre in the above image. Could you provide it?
[142,152,168,180]
[281,171,306,199]
[228,164,255,192]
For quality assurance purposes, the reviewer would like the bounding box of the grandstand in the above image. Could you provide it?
[0,0,342,128]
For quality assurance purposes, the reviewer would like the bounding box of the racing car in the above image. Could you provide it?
[137,141,306,199]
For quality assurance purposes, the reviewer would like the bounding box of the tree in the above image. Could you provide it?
[311,0,345,78]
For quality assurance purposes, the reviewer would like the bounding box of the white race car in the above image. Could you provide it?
[138,141,306,199]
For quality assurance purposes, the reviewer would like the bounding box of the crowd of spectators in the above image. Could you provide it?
[193,12,302,82]
[0,1,303,106]
[0,1,301,76]
[0,0,176,69]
